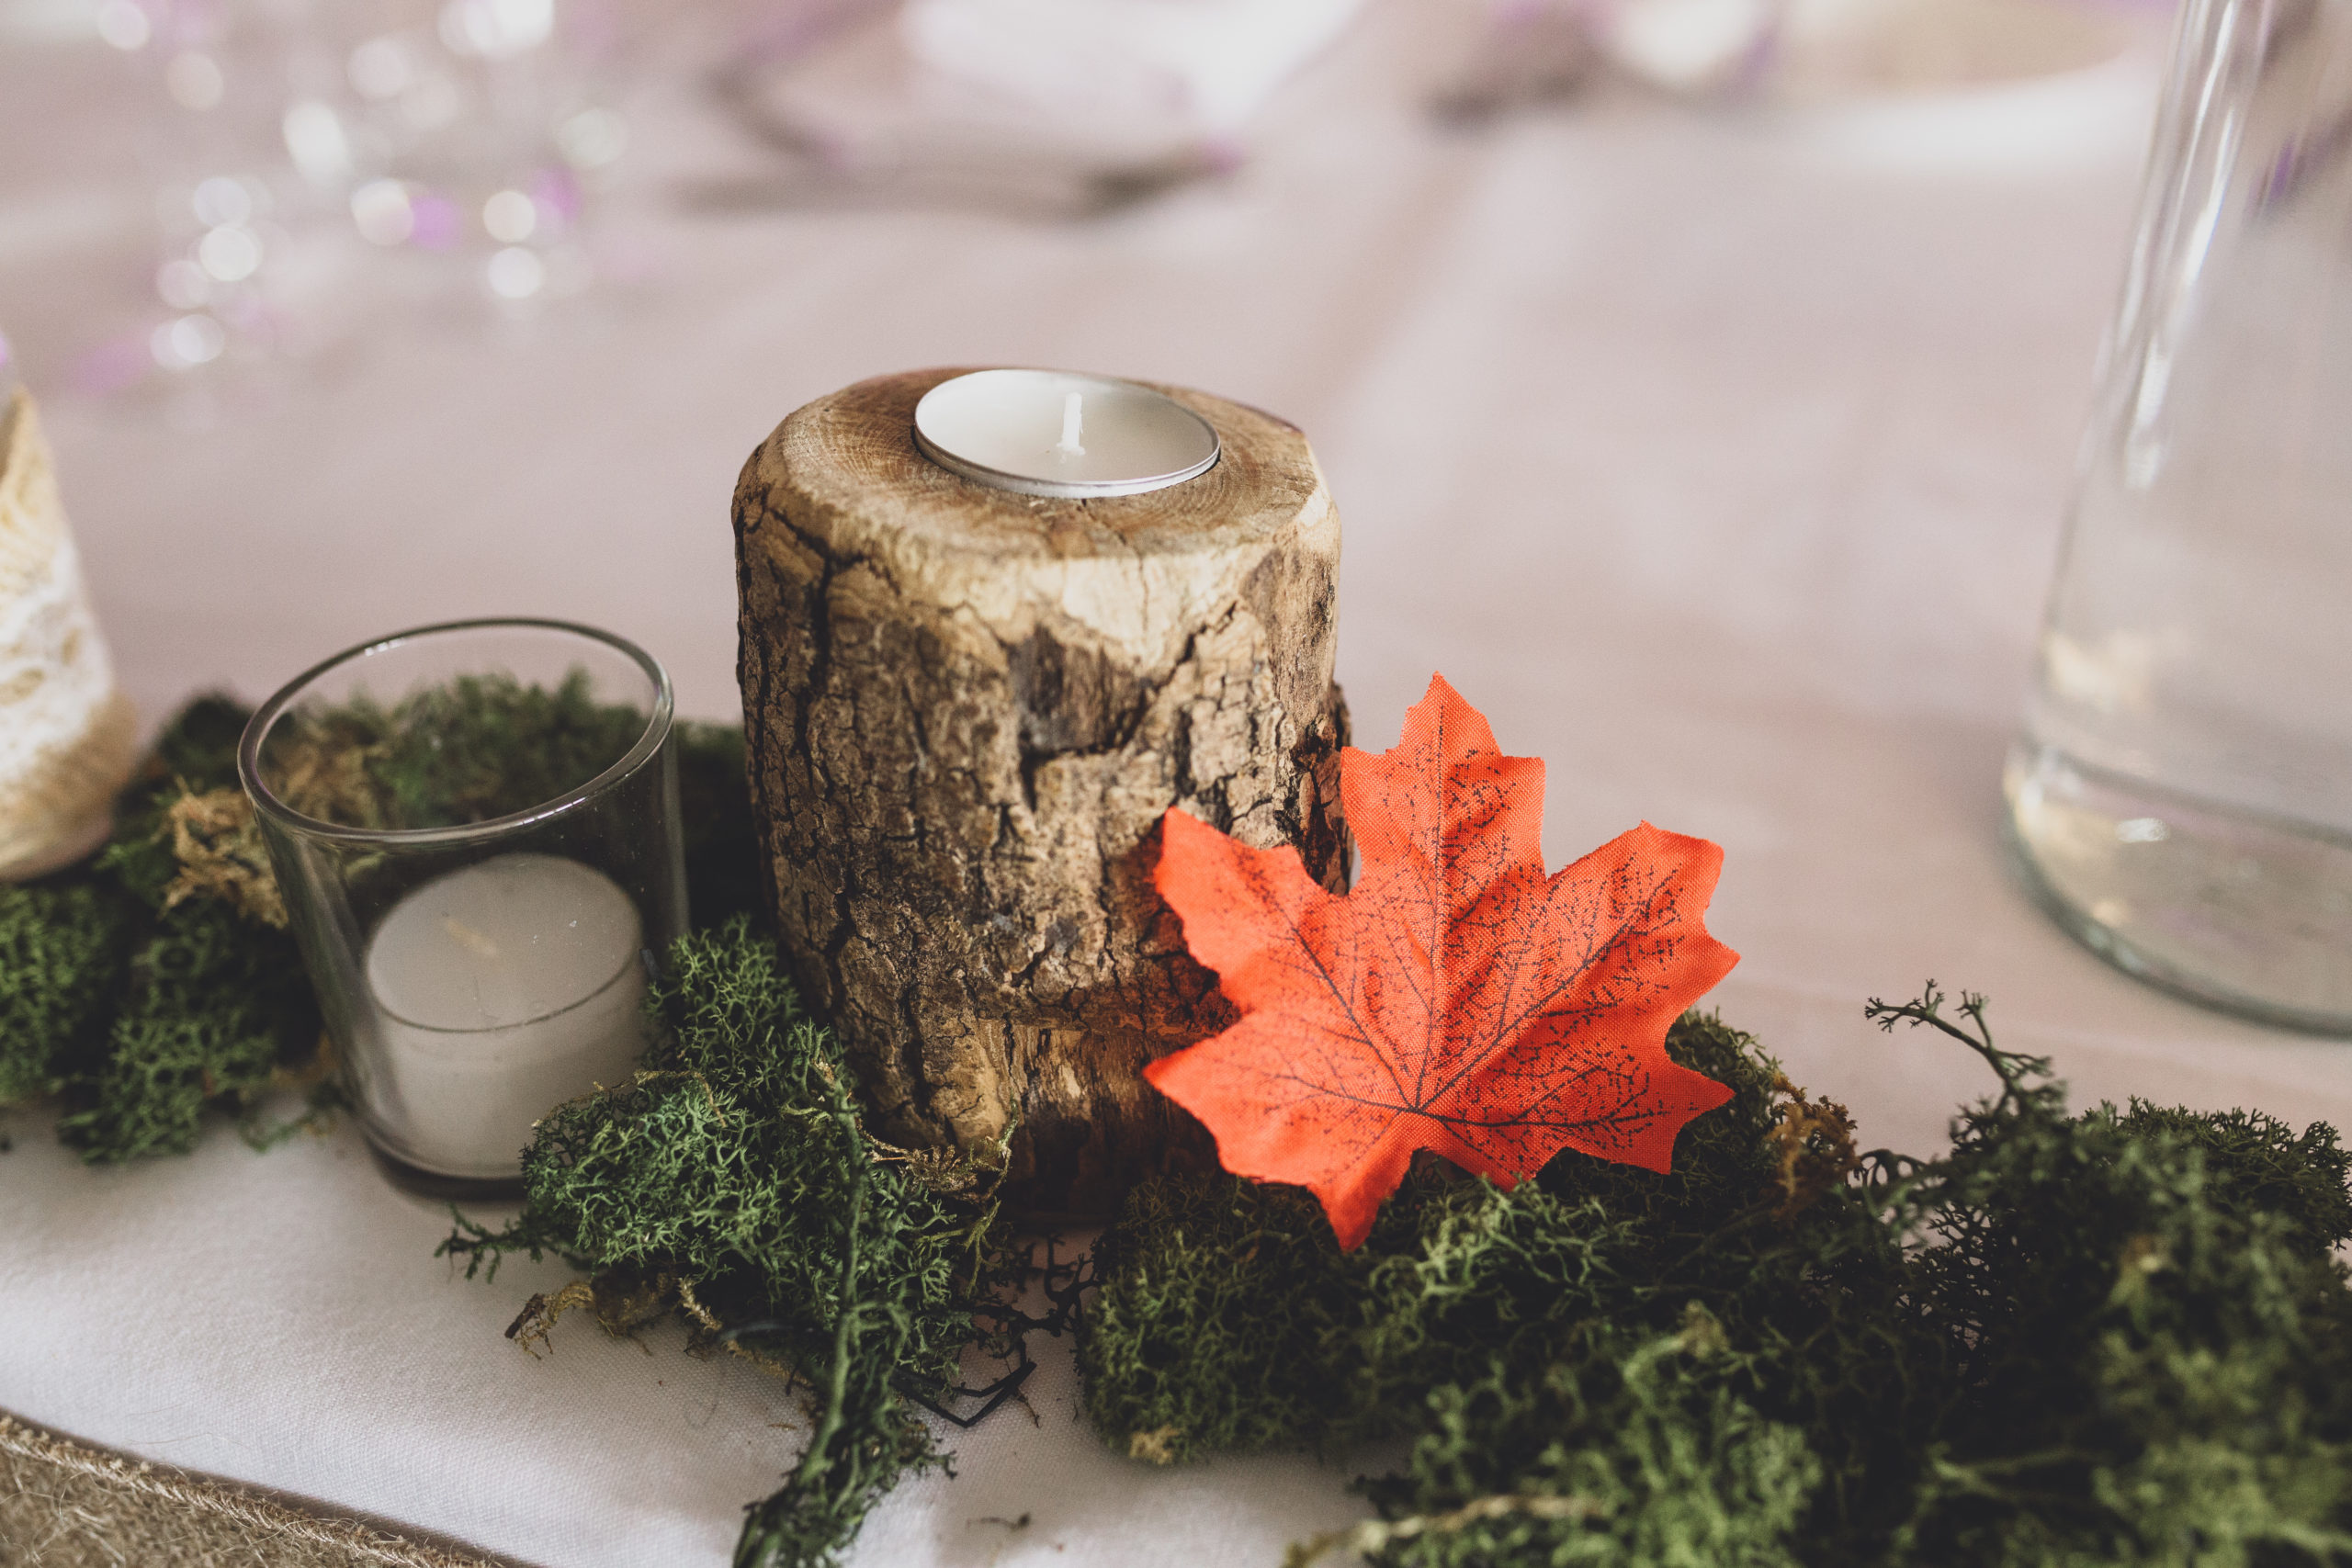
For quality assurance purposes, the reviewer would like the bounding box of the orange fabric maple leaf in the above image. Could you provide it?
[1148,673,1740,1248]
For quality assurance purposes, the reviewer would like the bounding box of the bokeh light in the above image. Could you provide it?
[486,246,545,299]
[351,180,417,246]
[482,190,537,243]
[150,313,225,369]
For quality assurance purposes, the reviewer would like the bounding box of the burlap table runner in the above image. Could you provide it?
[0,1412,511,1567]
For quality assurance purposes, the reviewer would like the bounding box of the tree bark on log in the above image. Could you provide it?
[733,368,1349,1213]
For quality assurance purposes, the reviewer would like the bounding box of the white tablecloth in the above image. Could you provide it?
[10,4,2352,1564]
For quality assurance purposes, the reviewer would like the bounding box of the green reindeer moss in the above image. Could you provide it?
[440,976,2352,1568]
[0,697,322,1159]
[2,679,756,1161]
[0,880,138,1104]
[441,917,1036,1568]
[255,670,648,832]
[1081,990,2352,1568]
[13,689,2352,1568]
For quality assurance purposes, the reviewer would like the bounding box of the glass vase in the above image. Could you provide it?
[239,618,686,1190]
[2007,0,2352,1033]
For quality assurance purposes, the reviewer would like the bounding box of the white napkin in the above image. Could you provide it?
[897,0,1364,137]
[728,0,1368,209]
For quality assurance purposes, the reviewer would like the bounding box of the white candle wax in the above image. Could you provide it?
[911,369,1220,498]
[364,852,648,1178]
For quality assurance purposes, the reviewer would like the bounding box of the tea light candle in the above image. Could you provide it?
[911,369,1220,498]
[365,852,647,1177]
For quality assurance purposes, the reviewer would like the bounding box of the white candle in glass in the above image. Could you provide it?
[911,369,1219,498]
[365,852,648,1177]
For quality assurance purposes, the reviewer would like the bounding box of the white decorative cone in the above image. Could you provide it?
[0,389,138,881]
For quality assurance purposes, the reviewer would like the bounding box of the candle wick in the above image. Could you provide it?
[441,915,502,961]
[1054,391,1085,458]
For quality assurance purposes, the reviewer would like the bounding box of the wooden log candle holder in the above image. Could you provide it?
[733,368,1350,1213]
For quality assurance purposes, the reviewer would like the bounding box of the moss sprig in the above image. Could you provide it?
[443,918,1045,1568]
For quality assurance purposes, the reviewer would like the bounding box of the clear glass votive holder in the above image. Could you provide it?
[238,618,687,1192]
